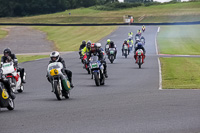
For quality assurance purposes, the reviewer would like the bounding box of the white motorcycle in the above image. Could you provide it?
[1,62,25,93]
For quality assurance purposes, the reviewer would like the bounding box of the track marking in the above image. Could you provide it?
[155,27,162,90]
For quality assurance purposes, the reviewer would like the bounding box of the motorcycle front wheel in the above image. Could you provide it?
[94,72,100,86]
[7,98,14,110]
[54,81,62,100]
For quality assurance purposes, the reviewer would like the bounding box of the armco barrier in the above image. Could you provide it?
[0,21,200,26]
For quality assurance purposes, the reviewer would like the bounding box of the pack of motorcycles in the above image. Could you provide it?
[0,29,145,111]
[79,29,146,86]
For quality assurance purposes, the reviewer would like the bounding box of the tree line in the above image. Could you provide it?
[0,0,118,17]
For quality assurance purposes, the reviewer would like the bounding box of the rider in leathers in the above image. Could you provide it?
[87,44,108,78]
[1,48,26,84]
[48,51,74,88]
[79,40,86,58]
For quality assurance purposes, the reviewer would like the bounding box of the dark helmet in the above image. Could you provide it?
[110,41,114,45]
[124,40,127,43]
[4,48,11,56]
[87,40,91,48]
[82,40,86,44]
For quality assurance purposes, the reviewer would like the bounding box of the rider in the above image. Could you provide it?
[134,42,146,63]
[1,48,26,84]
[140,36,145,45]
[88,43,108,78]
[105,39,111,54]
[122,40,130,56]
[128,32,133,36]
[79,40,86,58]
[127,36,134,51]
[137,29,141,35]
[142,25,146,30]
[82,41,91,56]
[109,41,117,59]
[48,51,74,88]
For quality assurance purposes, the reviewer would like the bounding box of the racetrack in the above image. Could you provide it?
[0,26,200,133]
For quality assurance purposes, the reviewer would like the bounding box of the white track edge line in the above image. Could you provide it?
[155,27,162,90]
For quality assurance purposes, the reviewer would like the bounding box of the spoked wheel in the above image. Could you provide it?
[7,98,14,110]
[94,72,100,86]
[54,81,62,100]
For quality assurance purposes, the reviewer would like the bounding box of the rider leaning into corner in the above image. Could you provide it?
[47,51,74,88]
[87,43,108,78]
[79,40,86,58]
[134,42,146,63]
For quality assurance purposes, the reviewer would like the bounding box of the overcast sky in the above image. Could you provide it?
[118,0,189,2]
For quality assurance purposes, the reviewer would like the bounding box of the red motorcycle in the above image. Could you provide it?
[83,54,90,74]
[142,27,145,32]
[135,49,145,68]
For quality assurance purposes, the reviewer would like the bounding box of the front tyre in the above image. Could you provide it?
[94,72,100,86]
[7,98,14,110]
[54,81,62,100]
[138,56,141,69]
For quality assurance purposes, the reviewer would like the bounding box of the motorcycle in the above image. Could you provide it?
[0,72,14,110]
[79,49,84,63]
[90,56,105,86]
[123,45,129,58]
[1,62,25,93]
[129,41,134,52]
[141,37,145,46]
[47,62,71,100]
[142,27,145,32]
[108,48,116,63]
[135,49,144,68]
[105,44,110,55]
[83,53,90,74]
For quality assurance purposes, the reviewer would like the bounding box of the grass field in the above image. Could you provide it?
[0,27,8,39]
[0,2,200,24]
[157,25,200,55]
[160,57,200,89]
[34,26,117,51]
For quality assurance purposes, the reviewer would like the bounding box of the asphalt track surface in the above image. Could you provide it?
[0,26,200,133]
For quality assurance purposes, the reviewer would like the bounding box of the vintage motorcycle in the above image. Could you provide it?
[47,62,71,100]
[1,62,25,93]
[108,48,116,63]
[135,49,145,68]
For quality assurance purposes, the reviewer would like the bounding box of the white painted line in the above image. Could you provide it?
[157,27,160,33]
[155,27,162,90]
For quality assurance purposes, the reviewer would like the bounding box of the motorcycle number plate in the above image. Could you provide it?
[92,63,98,68]
[110,51,114,54]
[3,64,10,68]
[138,52,141,55]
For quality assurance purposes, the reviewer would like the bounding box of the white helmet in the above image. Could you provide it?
[50,51,60,62]
[96,43,101,49]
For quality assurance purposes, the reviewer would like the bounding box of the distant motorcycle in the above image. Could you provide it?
[108,48,116,63]
[47,62,71,100]
[1,62,25,93]
[79,49,84,63]
[83,53,90,74]
[90,56,105,86]
[123,45,129,58]
[0,73,15,110]
[142,27,145,32]
[135,49,145,68]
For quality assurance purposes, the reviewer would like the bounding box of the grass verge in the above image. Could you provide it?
[160,57,200,89]
[0,27,8,39]
[157,25,200,55]
[16,55,49,63]
[34,26,117,51]
[0,2,200,24]
[0,55,49,63]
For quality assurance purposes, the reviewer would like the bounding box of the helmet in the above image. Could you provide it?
[87,40,91,48]
[91,43,96,52]
[124,40,127,43]
[96,43,101,49]
[107,39,111,44]
[137,42,142,46]
[82,40,86,44]
[4,48,11,56]
[50,51,60,62]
